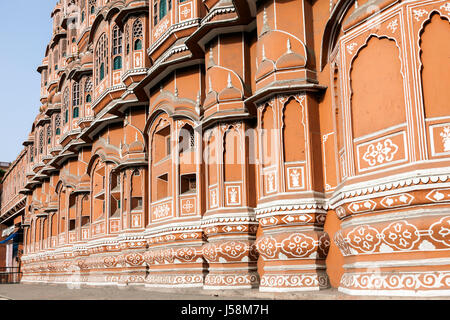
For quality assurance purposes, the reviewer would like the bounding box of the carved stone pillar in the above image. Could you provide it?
[334,175,450,296]
[144,227,206,288]
[202,215,259,289]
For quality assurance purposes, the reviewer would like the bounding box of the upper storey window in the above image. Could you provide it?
[55,114,61,135]
[39,130,44,154]
[54,49,59,71]
[153,2,158,26]
[112,25,122,70]
[72,82,80,118]
[63,87,70,124]
[89,0,96,14]
[159,0,167,20]
[133,20,143,50]
[47,125,52,144]
[95,33,108,84]
[85,78,92,103]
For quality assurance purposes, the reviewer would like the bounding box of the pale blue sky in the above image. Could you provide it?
[0,1,56,162]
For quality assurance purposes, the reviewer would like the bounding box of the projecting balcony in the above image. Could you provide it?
[121,68,148,87]
[32,162,45,173]
[49,145,62,156]
[22,134,34,147]
[41,155,53,165]
[77,116,94,129]
[59,128,82,147]
[35,115,51,127]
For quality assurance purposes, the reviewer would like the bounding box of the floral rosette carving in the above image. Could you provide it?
[153,249,164,264]
[143,250,156,265]
[174,247,199,262]
[381,221,420,250]
[334,229,352,256]
[103,256,118,268]
[346,225,381,253]
[280,233,317,258]
[77,259,88,270]
[429,216,450,247]
[219,241,251,261]
[162,248,175,264]
[125,253,144,266]
[255,236,278,259]
[202,242,218,262]
[318,233,331,258]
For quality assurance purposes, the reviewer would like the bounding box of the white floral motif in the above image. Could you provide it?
[381,221,420,250]
[440,2,450,13]
[387,19,398,32]
[290,169,300,187]
[362,139,399,167]
[440,126,450,152]
[413,9,428,21]
[267,173,275,193]
[153,204,171,219]
[347,42,358,54]
[229,188,238,203]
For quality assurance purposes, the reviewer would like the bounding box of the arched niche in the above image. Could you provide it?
[420,13,450,119]
[282,97,306,163]
[223,126,243,183]
[350,36,406,138]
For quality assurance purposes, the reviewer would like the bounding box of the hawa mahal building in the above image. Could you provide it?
[0,0,450,296]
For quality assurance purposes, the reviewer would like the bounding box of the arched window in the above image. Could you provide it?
[113,56,122,70]
[112,25,122,56]
[113,26,122,70]
[125,25,130,55]
[133,19,143,50]
[47,125,52,144]
[73,107,79,119]
[72,82,80,107]
[85,78,92,102]
[54,49,59,71]
[95,33,108,84]
[39,130,44,154]
[63,87,70,124]
[89,0,96,14]
[153,2,158,26]
[55,114,61,135]
[112,25,123,70]
[81,11,85,22]
[159,0,167,20]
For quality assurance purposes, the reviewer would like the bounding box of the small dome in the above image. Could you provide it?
[218,86,242,101]
[129,140,145,153]
[255,59,275,81]
[52,93,62,104]
[80,174,90,183]
[276,51,306,70]
[81,52,93,65]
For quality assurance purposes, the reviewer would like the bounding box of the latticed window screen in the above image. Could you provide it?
[85,78,92,93]
[112,26,122,56]
[125,25,130,55]
[112,26,123,70]
[72,82,80,106]
[85,78,93,102]
[47,125,52,144]
[159,0,167,20]
[89,0,96,14]
[39,130,44,154]
[96,33,108,84]
[55,114,61,135]
[133,19,143,50]
[63,88,70,123]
